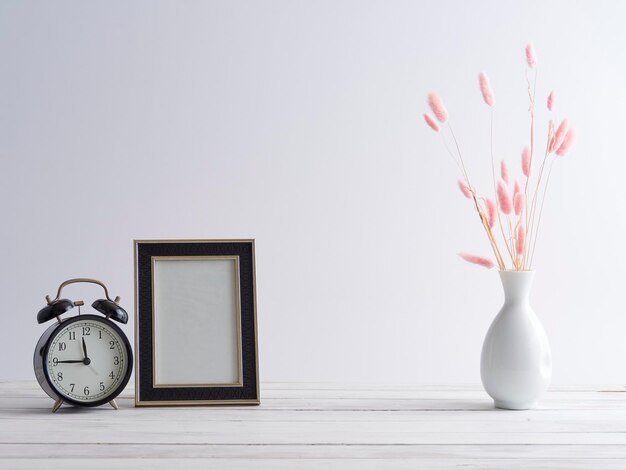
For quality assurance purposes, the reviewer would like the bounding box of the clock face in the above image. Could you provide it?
[45,316,130,404]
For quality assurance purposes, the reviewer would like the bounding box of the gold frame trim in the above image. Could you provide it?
[133,239,260,407]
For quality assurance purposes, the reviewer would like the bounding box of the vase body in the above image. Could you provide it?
[480,271,551,410]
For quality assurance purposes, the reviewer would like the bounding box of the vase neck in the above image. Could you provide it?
[499,271,535,305]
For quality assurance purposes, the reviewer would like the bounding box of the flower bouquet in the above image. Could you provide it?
[423,43,576,272]
[422,44,577,409]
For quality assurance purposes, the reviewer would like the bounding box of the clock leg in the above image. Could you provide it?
[52,399,63,413]
[109,399,118,410]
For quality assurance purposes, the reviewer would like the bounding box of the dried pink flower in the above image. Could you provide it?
[428,93,449,123]
[423,113,440,132]
[521,147,531,177]
[514,180,521,197]
[497,179,513,214]
[458,179,472,198]
[485,198,496,228]
[525,43,537,68]
[479,72,495,107]
[516,225,526,255]
[500,160,509,185]
[458,252,495,269]
[514,192,525,216]
[556,128,577,156]
[550,119,569,153]
[547,91,555,111]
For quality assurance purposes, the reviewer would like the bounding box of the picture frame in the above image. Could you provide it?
[134,239,259,406]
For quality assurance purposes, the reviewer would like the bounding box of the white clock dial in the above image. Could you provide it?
[45,318,129,402]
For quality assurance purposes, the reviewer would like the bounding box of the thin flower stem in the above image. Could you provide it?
[487,107,512,270]
[447,123,470,184]
[525,124,551,269]
[523,68,537,270]
[497,209,514,268]
[528,157,557,267]
[506,216,517,270]
[440,133,465,175]
[525,125,552,268]
[490,109,497,196]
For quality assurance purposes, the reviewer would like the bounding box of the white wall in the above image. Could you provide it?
[2,0,625,385]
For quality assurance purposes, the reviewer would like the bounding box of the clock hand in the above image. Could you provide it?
[82,337,89,360]
[56,358,92,364]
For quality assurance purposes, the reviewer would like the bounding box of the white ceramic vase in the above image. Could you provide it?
[480,270,552,410]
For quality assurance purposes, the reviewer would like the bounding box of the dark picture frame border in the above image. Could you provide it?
[134,239,259,406]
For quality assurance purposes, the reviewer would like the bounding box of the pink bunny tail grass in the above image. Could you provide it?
[427,93,449,123]
[556,128,577,156]
[478,72,495,107]
[547,90,555,111]
[521,147,531,177]
[458,252,495,269]
[550,118,570,153]
[485,198,497,228]
[500,160,510,185]
[513,180,522,197]
[423,113,440,132]
[525,43,537,68]
[514,192,525,216]
[516,225,526,256]
[457,179,472,199]
[497,179,513,214]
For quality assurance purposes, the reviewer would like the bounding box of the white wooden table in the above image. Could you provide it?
[1,382,626,469]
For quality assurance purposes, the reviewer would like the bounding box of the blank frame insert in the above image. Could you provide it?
[152,257,242,387]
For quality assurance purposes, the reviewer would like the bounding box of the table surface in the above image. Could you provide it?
[1,382,626,469]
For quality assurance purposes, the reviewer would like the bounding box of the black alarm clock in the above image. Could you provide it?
[33,278,133,412]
